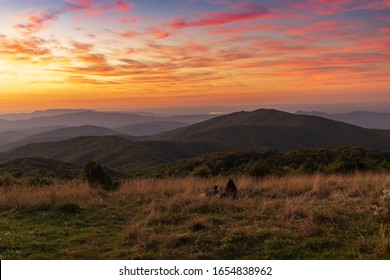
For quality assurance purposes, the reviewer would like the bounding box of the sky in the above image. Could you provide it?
[0,0,389,111]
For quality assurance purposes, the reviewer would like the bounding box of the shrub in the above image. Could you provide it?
[82,161,119,191]
[299,157,316,174]
[249,160,271,179]
[23,176,52,187]
[190,164,212,178]
[0,173,16,187]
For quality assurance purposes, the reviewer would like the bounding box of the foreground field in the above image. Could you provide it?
[0,174,390,259]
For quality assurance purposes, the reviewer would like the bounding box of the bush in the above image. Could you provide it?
[0,173,16,187]
[23,176,52,187]
[249,160,271,179]
[190,164,212,178]
[82,161,119,191]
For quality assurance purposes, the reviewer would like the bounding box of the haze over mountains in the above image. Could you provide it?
[0,109,92,121]
[0,111,215,131]
[297,111,390,130]
[0,108,389,172]
[0,109,218,148]
[116,121,188,136]
[0,125,125,152]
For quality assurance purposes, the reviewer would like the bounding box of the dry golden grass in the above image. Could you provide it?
[1,173,390,259]
[0,181,106,210]
[2,173,388,209]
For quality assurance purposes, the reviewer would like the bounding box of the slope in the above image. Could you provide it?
[0,157,81,180]
[0,136,225,170]
[0,111,219,131]
[297,111,390,129]
[116,121,189,136]
[0,125,123,151]
[154,109,390,150]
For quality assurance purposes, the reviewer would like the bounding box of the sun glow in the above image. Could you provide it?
[0,0,389,110]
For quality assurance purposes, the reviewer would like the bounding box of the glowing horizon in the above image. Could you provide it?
[0,0,389,111]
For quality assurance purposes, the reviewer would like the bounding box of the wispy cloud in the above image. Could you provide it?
[13,8,62,35]
[65,0,133,16]
[170,2,272,29]
[72,41,94,52]
[0,35,52,59]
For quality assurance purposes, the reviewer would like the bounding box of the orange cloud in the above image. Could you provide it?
[77,53,107,64]
[117,31,139,38]
[0,36,51,59]
[72,41,94,52]
[68,75,120,85]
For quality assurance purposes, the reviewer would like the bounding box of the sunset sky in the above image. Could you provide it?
[0,0,389,111]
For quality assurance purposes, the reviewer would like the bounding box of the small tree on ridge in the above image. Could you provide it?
[82,161,118,191]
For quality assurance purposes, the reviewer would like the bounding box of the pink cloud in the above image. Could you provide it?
[170,2,271,29]
[291,0,390,15]
[65,0,133,16]
[116,0,133,11]
[148,28,169,39]
[210,23,278,35]
[118,31,139,38]
[13,8,62,35]
[379,27,390,34]
[284,21,340,35]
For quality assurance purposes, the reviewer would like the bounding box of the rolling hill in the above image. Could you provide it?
[0,111,158,130]
[0,131,27,146]
[1,109,390,172]
[0,136,225,170]
[0,157,81,179]
[0,111,219,131]
[0,126,70,147]
[154,109,390,150]
[0,109,93,121]
[297,111,390,129]
[115,121,189,136]
[0,125,123,151]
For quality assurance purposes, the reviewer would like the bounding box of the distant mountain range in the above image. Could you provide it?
[116,121,189,136]
[0,109,94,121]
[296,111,390,129]
[1,109,389,171]
[0,125,125,152]
[0,110,217,131]
[0,109,220,148]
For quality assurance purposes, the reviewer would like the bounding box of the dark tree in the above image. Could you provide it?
[249,160,271,179]
[82,161,118,191]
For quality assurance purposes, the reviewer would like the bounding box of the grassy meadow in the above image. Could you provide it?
[1,173,390,259]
